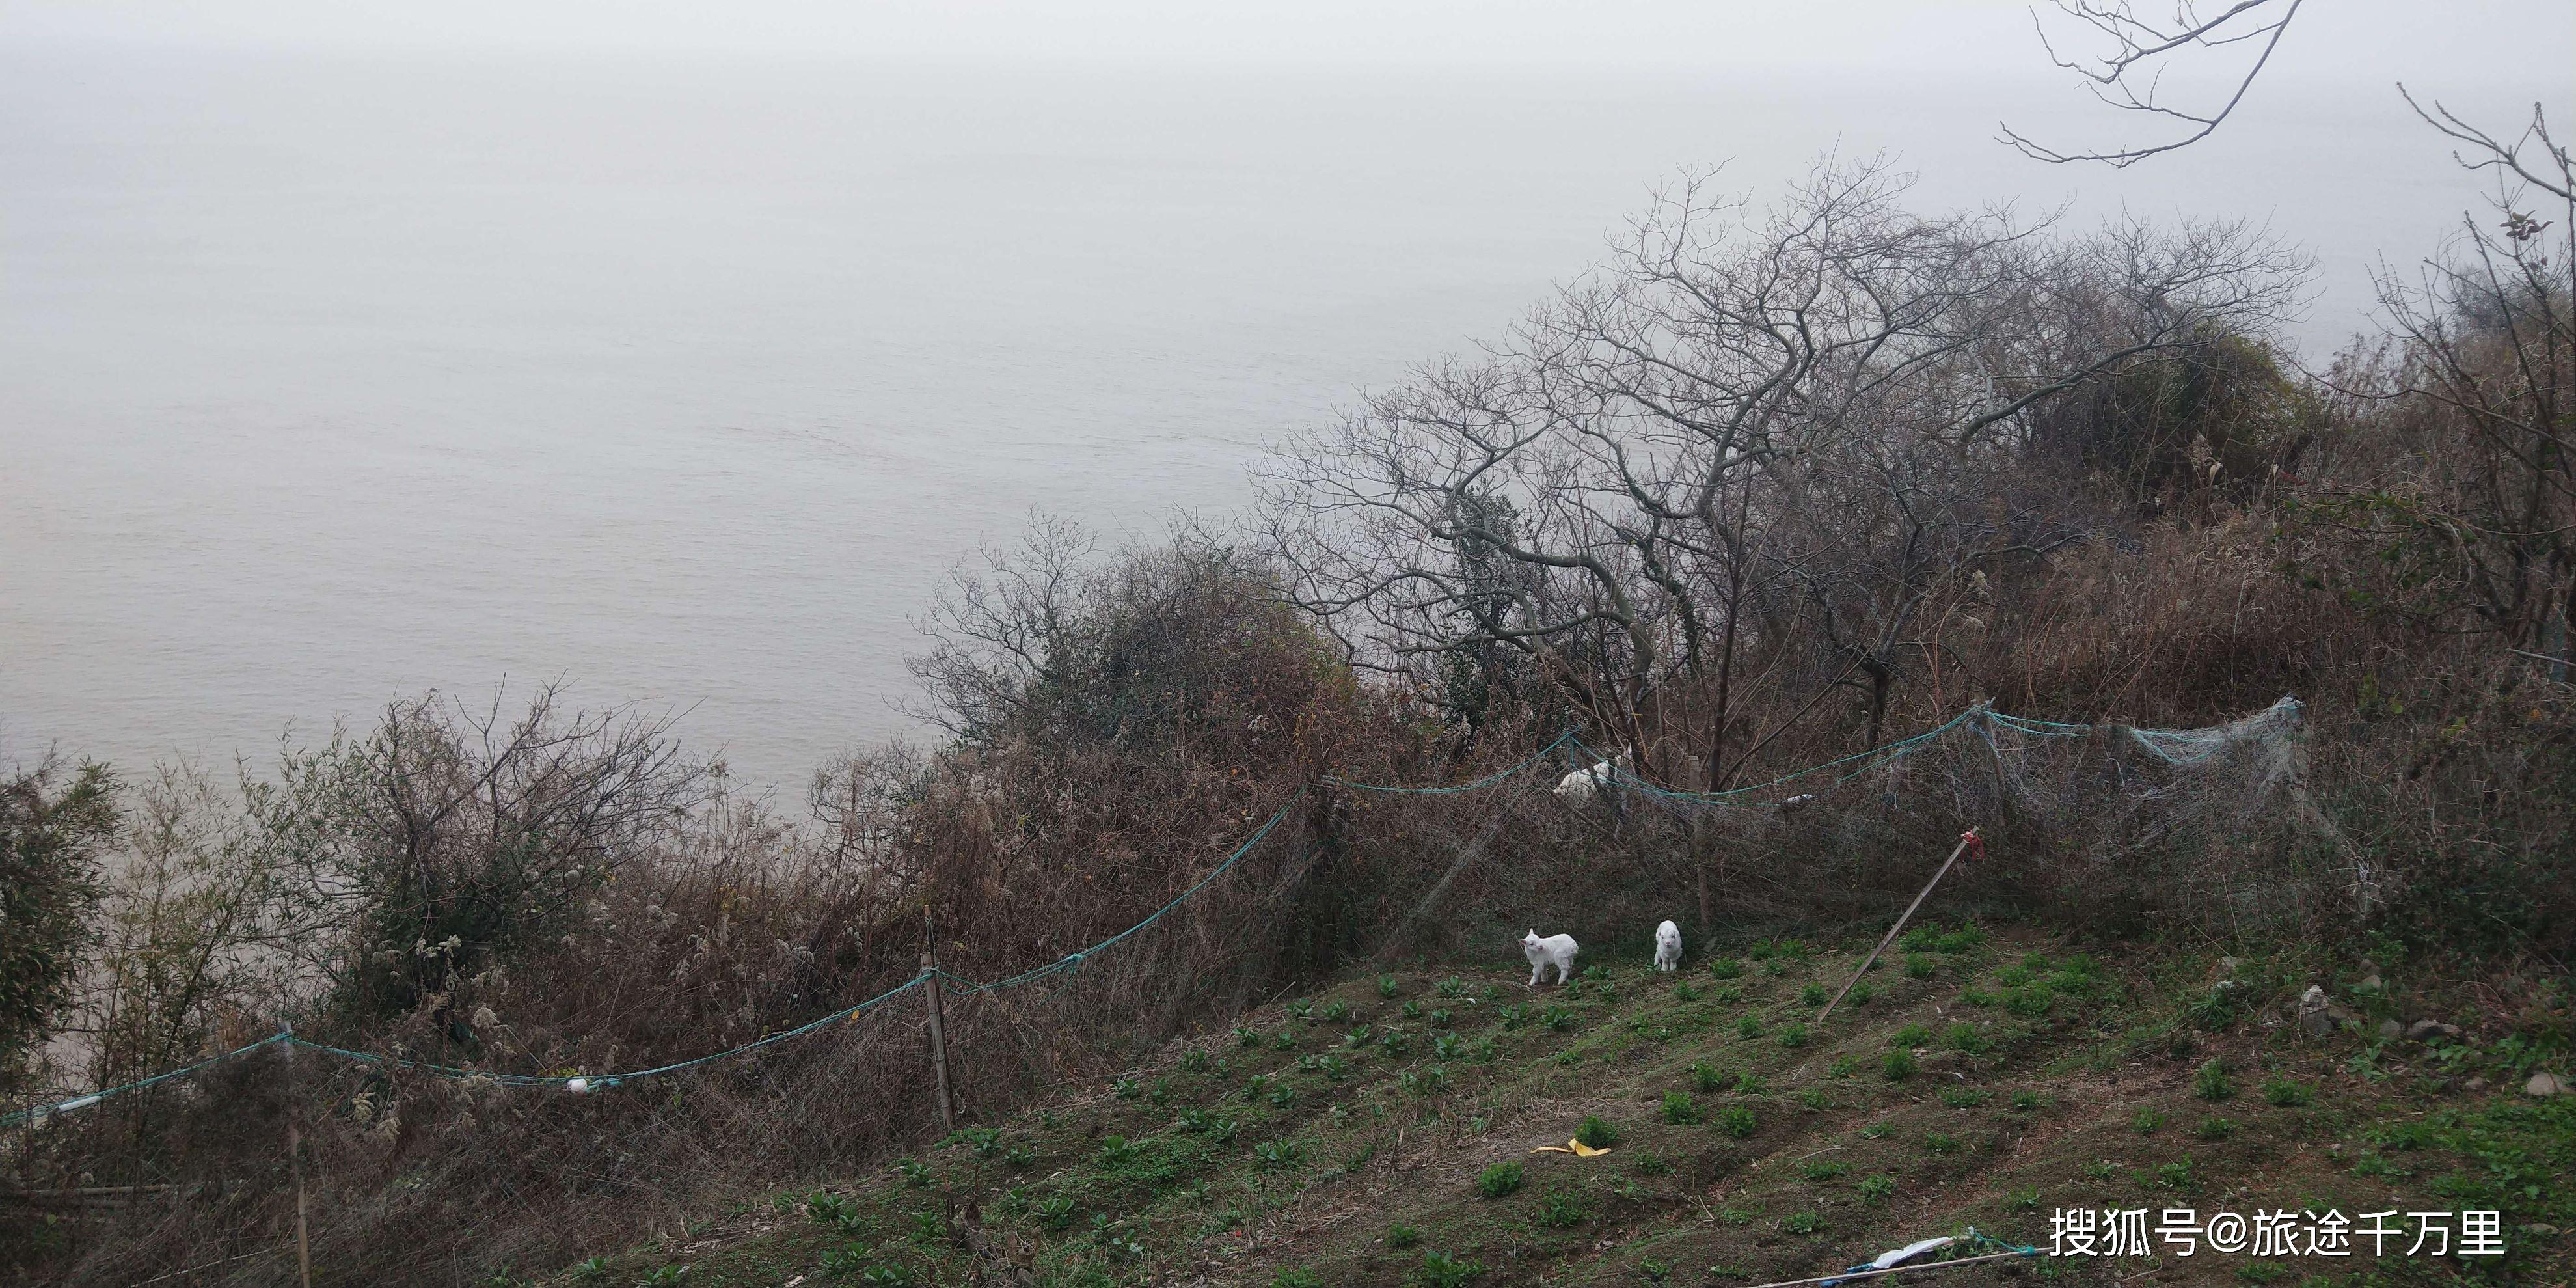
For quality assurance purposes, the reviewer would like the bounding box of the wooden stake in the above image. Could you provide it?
[1818,829,1979,1024]
[921,909,958,1134]
[280,1030,313,1288]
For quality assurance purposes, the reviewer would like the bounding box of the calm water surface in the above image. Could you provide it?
[0,48,2521,789]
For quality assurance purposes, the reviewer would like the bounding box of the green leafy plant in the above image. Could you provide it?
[1709,957,1742,980]
[1883,1050,1918,1082]
[1800,1160,1848,1181]
[1403,999,1422,1019]
[1858,1122,1891,1140]
[2010,1091,2046,1112]
[1716,1105,1757,1139]
[1253,1139,1304,1171]
[1941,1088,1989,1108]
[1921,1131,1964,1155]
[1272,1270,1323,1288]
[1798,1087,1831,1111]
[2261,1076,2312,1107]
[1856,1175,1896,1203]
[1476,1160,1524,1199]
[1322,999,1351,1022]
[1944,1022,1988,1054]
[1782,1211,1824,1235]
[1775,1022,1810,1048]
[1891,1022,1933,1047]
[1385,1223,1422,1250]
[2005,986,2054,1019]
[1904,953,1937,980]
[806,1192,858,1229]
[2195,1059,2236,1101]
[1420,1250,1485,1288]
[1692,1061,1728,1093]
[1535,1187,1590,1228]
[907,1209,944,1245]
[1235,1025,1260,1047]
[1543,1006,1577,1032]
[2193,1116,2237,1141]
[1037,1196,1076,1230]
[1379,973,1402,998]
[1736,1016,1765,1039]
[1799,983,1829,1006]
[1576,1115,1621,1148]
[2132,1108,2165,1134]
[1661,1091,1702,1124]
[1438,975,1469,998]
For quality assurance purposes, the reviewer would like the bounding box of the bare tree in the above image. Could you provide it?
[250,681,706,1021]
[2001,0,2307,166]
[1261,158,2308,775]
[2299,100,2574,666]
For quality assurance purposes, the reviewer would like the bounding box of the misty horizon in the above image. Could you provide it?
[5,5,2571,790]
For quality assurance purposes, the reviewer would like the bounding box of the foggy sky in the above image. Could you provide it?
[7,0,2569,90]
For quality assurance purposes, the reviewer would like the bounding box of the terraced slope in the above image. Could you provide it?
[555,927,2574,1287]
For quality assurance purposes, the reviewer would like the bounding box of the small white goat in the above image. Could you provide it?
[1552,752,1629,805]
[1652,919,1683,972]
[1521,929,1579,987]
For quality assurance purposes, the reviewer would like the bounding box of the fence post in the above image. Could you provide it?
[280,1029,313,1288]
[921,909,958,1135]
[1818,828,1980,1024]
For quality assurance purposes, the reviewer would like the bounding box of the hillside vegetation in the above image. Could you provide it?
[563,927,2575,1287]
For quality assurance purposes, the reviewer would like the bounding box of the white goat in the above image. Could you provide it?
[1521,929,1579,987]
[1552,752,1629,805]
[1653,920,1683,972]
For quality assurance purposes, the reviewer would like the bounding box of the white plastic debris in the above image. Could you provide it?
[1869,1235,1956,1270]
